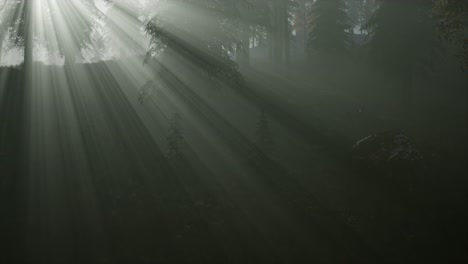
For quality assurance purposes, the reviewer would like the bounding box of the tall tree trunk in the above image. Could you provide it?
[268,8,275,61]
[23,1,34,69]
[0,38,3,65]
[303,0,308,54]
[283,4,290,64]
[238,22,251,67]
[23,36,33,67]
[273,3,279,62]
[269,0,290,64]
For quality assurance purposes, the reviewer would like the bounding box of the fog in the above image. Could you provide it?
[0,1,467,263]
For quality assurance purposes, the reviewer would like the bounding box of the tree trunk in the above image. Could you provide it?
[269,0,290,64]
[283,5,290,64]
[0,39,3,65]
[238,22,251,67]
[268,7,275,61]
[303,0,308,54]
[24,36,33,67]
[23,1,34,69]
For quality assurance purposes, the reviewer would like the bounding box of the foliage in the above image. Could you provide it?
[0,0,105,64]
[433,0,468,67]
[363,0,438,81]
[47,0,100,63]
[307,0,353,55]
[144,0,244,86]
[138,80,159,104]
[346,0,367,29]
[0,0,32,53]
[166,113,184,163]
[104,0,147,56]
[255,109,275,155]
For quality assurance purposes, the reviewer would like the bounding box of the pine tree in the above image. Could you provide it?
[255,109,275,156]
[138,80,158,104]
[166,113,185,163]
[307,0,352,55]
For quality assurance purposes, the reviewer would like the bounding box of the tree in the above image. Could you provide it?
[433,0,468,67]
[364,0,438,99]
[307,0,352,56]
[0,0,8,63]
[346,0,368,31]
[104,0,147,57]
[0,0,103,66]
[237,2,257,67]
[0,0,34,67]
[86,28,111,63]
[255,109,275,156]
[166,113,185,164]
[144,0,243,85]
[46,0,102,65]
[292,0,312,54]
[268,0,293,63]
[0,21,6,64]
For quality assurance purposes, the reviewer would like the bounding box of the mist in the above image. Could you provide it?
[0,0,467,263]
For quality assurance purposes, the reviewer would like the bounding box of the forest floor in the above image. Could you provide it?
[0,61,467,264]
[243,61,468,264]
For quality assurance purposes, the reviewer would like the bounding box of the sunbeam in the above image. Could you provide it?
[0,0,467,263]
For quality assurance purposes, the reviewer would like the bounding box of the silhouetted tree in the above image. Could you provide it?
[364,0,438,105]
[292,0,312,54]
[268,0,292,63]
[255,109,275,156]
[138,80,158,104]
[166,113,185,163]
[434,0,468,67]
[307,0,352,56]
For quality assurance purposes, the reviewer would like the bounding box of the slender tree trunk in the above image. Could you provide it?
[0,38,3,65]
[24,36,33,67]
[238,22,251,67]
[269,0,290,64]
[23,1,34,68]
[284,4,290,64]
[303,0,308,54]
[269,1,280,63]
[268,5,275,61]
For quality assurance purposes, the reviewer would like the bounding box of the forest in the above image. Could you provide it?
[0,0,467,263]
